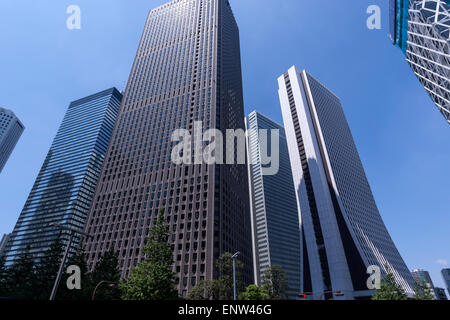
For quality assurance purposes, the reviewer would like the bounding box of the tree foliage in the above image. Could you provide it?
[0,239,123,300]
[35,236,63,300]
[371,272,408,300]
[0,255,9,298]
[413,280,434,300]
[90,249,122,300]
[4,246,39,300]
[186,280,219,300]
[239,284,269,300]
[187,252,244,300]
[216,252,244,300]
[261,265,288,300]
[120,209,178,300]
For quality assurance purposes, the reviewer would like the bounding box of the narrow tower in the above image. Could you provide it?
[246,111,302,299]
[0,107,24,173]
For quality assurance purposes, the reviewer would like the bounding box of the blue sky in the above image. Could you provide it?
[0,0,448,290]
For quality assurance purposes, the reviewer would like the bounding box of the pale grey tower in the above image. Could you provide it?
[246,111,302,299]
[0,107,24,173]
[278,66,415,299]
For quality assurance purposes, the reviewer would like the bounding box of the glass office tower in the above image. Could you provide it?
[441,268,450,296]
[0,107,24,173]
[434,287,448,300]
[246,111,302,299]
[390,0,450,124]
[411,269,437,299]
[3,88,121,265]
[83,0,252,297]
[278,66,415,299]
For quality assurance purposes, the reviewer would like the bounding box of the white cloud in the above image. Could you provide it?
[436,259,448,266]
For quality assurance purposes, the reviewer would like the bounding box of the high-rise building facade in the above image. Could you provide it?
[0,107,24,173]
[441,268,450,296]
[83,0,252,297]
[0,234,11,256]
[3,88,121,265]
[435,287,448,300]
[278,66,415,299]
[411,268,437,299]
[245,111,301,299]
[389,0,450,124]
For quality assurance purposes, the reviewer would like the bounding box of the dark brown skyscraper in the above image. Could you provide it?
[84,0,252,296]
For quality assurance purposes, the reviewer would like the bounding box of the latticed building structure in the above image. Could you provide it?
[390,0,450,124]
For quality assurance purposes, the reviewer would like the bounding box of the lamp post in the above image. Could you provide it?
[92,281,118,300]
[49,223,92,301]
[232,252,241,301]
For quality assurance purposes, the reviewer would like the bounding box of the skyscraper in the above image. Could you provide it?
[0,234,10,256]
[278,66,415,299]
[83,0,252,297]
[411,268,437,299]
[434,287,448,300]
[0,107,24,173]
[245,111,302,299]
[3,88,121,265]
[389,0,450,124]
[442,268,450,296]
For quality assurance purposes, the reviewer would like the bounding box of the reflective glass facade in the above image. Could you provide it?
[246,111,302,299]
[442,268,450,296]
[0,107,24,173]
[83,0,252,297]
[3,88,121,265]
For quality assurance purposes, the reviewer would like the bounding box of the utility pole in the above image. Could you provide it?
[232,252,241,301]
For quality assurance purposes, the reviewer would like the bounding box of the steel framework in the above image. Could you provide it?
[406,0,450,123]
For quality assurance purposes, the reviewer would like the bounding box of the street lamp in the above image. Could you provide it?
[232,251,240,301]
[49,223,92,301]
[92,281,119,300]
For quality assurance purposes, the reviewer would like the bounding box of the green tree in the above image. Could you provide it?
[120,209,178,300]
[216,252,244,300]
[372,272,408,300]
[35,236,63,300]
[413,280,434,300]
[91,249,122,300]
[186,280,219,300]
[6,246,39,300]
[261,265,288,300]
[0,255,8,298]
[239,284,269,300]
[187,252,245,300]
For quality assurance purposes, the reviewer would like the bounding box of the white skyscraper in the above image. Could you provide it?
[0,107,24,173]
[246,111,302,299]
[278,66,415,299]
